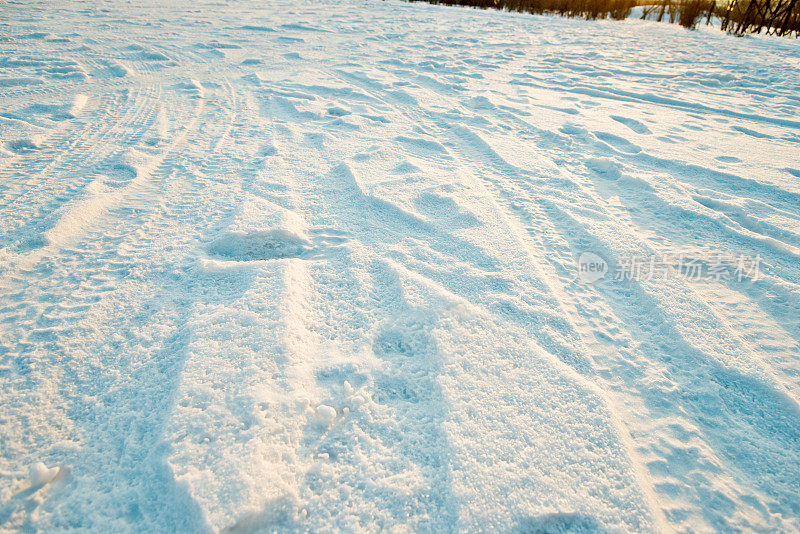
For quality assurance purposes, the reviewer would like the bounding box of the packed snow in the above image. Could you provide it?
[1,0,800,531]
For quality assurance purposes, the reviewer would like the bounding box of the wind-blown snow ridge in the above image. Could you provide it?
[1,0,799,532]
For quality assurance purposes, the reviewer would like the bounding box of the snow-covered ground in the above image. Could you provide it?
[1,0,799,531]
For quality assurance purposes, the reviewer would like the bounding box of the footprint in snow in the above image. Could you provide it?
[6,137,44,153]
[610,115,652,135]
[593,131,642,154]
[206,228,347,262]
[514,512,605,534]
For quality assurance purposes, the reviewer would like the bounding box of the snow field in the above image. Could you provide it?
[1,0,799,531]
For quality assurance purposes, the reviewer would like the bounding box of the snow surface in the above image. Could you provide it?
[1,0,800,531]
